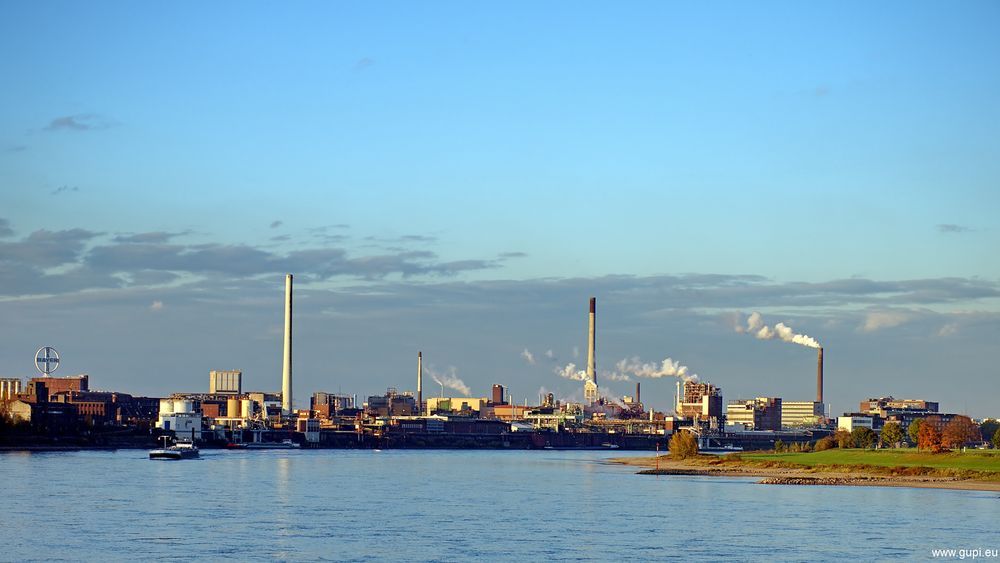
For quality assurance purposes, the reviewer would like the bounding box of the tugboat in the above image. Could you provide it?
[149,436,200,460]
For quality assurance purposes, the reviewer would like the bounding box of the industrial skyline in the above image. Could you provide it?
[1,2,999,416]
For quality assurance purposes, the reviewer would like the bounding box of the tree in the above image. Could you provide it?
[880,422,904,448]
[942,416,982,449]
[774,439,785,453]
[834,429,852,449]
[979,420,999,447]
[993,428,1000,450]
[669,430,699,459]
[908,419,924,445]
[851,427,877,449]
[918,420,944,453]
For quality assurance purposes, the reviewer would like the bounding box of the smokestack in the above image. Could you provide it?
[587,297,596,385]
[417,351,423,416]
[281,274,293,416]
[636,381,641,405]
[816,347,824,404]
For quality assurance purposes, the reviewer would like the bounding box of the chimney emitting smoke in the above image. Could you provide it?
[816,347,824,404]
[417,351,423,416]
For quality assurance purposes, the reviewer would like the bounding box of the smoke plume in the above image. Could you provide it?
[555,363,588,381]
[739,311,821,348]
[428,366,472,396]
[613,356,699,382]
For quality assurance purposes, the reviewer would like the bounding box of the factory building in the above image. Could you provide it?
[27,375,89,399]
[675,380,723,424]
[426,396,488,416]
[781,401,824,427]
[156,398,204,438]
[311,392,356,418]
[726,398,782,431]
[1,378,21,400]
[365,389,418,416]
[491,384,507,405]
[209,370,242,395]
[860,397,939,417]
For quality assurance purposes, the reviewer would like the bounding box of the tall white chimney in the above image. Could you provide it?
[587,297,596,384]
[281,274,293,416]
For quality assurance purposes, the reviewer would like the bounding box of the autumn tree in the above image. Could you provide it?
[908,419,924,445]
[851,427,877,449]
[834,429,852,449]
[880,422,903,448]
[942,416,981,449]
[669,430,699,459]
[918,418,944,453]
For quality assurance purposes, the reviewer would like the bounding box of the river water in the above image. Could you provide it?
[1,449,996,561]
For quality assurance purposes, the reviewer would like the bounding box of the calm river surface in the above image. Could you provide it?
[1,449,996,561]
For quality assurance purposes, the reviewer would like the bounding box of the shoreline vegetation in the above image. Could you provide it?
[610,449,1000,492]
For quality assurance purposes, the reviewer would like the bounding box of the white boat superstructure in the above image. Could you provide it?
[149,437,200,460]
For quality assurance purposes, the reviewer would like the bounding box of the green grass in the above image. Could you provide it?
[741,449,1000,472]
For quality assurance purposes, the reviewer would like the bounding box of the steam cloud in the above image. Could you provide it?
[739,311,821,348]
[520,348,536,365]
[428,367,471,396]
[614,356,699,382]
[555,363,588,381]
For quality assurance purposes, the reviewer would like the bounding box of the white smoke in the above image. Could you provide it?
[520,348,536,365]
[572,346,580,359]
[613,356,699,382]
[545,349,556,361]
[739,311,821,348]
[602,371,632,382]
[427,366,472,396]
[555,363,588,381]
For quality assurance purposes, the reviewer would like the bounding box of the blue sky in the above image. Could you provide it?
[1,1,998,416]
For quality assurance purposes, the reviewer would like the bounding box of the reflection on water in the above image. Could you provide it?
[0,449,996,561]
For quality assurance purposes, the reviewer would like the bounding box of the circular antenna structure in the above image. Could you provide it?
[35,346,60,376]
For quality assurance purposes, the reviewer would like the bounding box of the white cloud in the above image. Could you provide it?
[938,323,959,337]
[860,310,910,332]
[150,300,164,311]
[520,348,536,365]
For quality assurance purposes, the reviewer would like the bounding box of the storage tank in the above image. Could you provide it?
[227,398,240,418]
[241,399,255,418]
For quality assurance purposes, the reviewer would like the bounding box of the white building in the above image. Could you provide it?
[156,398,203,439]
[838,415,874,432]
[782,401,824,427]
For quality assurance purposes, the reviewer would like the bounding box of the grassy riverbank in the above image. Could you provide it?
[611,449,1000,491]
[740,449,1000,473]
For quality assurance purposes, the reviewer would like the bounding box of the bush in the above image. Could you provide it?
[815,436,836,451]
[669,431,699,459]
[774,439,785,452]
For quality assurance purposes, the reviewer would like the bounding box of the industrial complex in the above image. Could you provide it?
[0,274,987,451]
